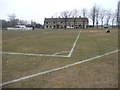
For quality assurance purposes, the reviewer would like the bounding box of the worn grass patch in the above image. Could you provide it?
[3,30,79,54]
[3,52,118,88]
[2,28,118,88]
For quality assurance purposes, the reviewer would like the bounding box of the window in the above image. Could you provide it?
[50,26,52,28]
[46,22,48,24]
[46,25,48,28]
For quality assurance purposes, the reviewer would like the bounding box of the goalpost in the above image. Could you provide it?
[117,1,120,29]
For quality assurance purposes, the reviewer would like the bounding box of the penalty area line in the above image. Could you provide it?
[2,30,82,57]
[0,49,119,87]
[68,30,81,57]
[1,52,69,58]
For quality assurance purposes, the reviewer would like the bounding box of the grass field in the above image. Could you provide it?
[2,28,119,88]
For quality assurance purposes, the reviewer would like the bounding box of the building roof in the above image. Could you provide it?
[44,17,88,22]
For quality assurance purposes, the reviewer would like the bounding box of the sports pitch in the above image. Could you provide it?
[1,29,119,88]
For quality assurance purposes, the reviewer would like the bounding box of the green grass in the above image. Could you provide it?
[4,52,118,88]
[3,30,79,54]
[2,28,118,88]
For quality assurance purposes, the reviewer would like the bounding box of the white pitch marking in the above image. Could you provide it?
[0,49,119,86]
[53,51,69,55]
[1,52,68,57]
[2,30,81,57]
[1,30,81,57]
[68,30,81,57]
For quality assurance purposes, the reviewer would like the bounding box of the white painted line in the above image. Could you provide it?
[68,30,81,57]
[1,52,68,57]
[1,49,119,86]
[53,51,69,55]
[2,30,81,57]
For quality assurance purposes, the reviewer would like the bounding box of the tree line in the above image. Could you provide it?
[57,3,119,28]
[1,2,120,29]
[1,14,43,29]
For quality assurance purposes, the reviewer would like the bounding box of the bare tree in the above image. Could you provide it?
[111,11,117,28]
[60,10,71,29]
[70,9,79,28]
[90,5,98,27]
[95,7,100,28]
[18,19,28,25]
[70,9,79,17]
[8,14,18,27]
[60,10,71,18]
[81,8,88,18]
[60,11,67,28]
[8,14,16,21]
[105,10,111,27]
[99,9,106,28]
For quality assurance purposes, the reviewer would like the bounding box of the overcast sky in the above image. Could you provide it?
[0,0,119,24]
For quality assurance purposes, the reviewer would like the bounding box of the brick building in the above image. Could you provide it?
[44,17,89,29]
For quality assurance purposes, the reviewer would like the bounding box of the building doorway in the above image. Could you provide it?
[56,25,59,29]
